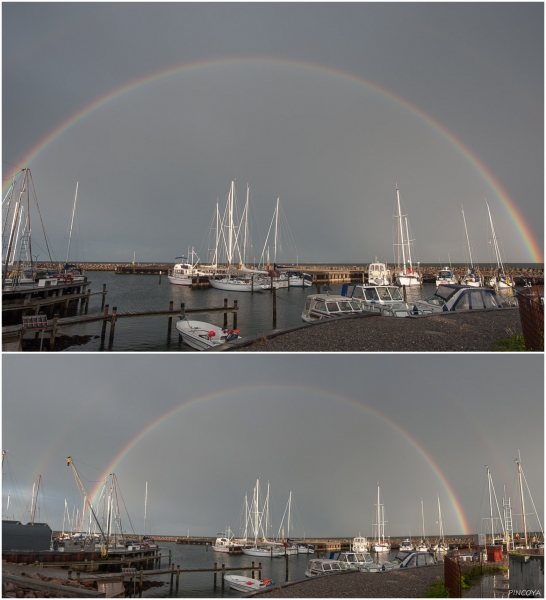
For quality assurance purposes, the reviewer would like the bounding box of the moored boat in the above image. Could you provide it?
[393,186,421,286]
[436,267,458,286]
[168,250,209,286]
[304,559,346,577]
[224,574,274,592]
[367,260,392,285]
[175,319,240,350]
[301,293,363,322]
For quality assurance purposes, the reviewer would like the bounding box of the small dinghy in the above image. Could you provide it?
[223,574,274,592]
[176,320,240,351]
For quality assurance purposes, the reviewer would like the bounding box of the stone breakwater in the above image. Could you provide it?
[33,263,544,282]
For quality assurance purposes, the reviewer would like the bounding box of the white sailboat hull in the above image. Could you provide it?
[397,274,421,286]
[373,544,390,553]
[241,546,285,557]
[209,278,264,292]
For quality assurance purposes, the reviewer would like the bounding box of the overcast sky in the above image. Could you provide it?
[2,354,543,539]
[2,3,543,265]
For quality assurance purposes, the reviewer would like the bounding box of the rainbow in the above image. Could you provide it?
[3,57,542,263]
[86,384,471,535]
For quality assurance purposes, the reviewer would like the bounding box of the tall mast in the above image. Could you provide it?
[243,185,249,266]
[274,198,279,264]
[487,466,495,544]
[396,186,407,270]
[228,181,234,266]
[486,200,505,276]
[143,481,148,538]
[30,475,41,524]
[516,451,528,548]
[65,182,79,266]
[461,205,474,269]
[2,169,28,291]
[421,497,425,541]
[405,215,413,270]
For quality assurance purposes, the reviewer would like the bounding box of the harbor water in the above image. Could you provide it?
[58,271,520,352]
[129,542,414,598]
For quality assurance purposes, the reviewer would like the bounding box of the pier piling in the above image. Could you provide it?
[233,300,238,330]
[168,300,174,335]
[252,562,255,579]
[49,314,59,350]
[108,307,117,349]
[101,284,106,309]
[272,287,277,328]
[176,566,180,592]
[221,564,225,592]
[214,562,217,589]
[223,299,228,329]
[170,564,174,591]
[100,305,109,345]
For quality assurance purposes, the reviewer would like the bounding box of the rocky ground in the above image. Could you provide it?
[253,565,445,597]
[229,308,526,352]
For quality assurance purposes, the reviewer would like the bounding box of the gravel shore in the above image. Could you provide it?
[253,565,445,598]
[228,308,524,352]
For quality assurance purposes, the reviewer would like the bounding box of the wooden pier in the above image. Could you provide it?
[2,299,239,351]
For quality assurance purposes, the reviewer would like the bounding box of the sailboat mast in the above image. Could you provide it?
[421,498,425,541]
[144,481,148,538]
[486,200,505,276]
[461,205,474,268]
[405,216,413,270]
[516,451,528,548]
[274,198,279,265]
[228,181,234,266]
[243,185,249,266]
[396,187,407,270]
[30,475,41,525]
[65,182,79,266]
[487,467,495,544]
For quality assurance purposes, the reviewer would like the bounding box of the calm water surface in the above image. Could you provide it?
[136,542,405,598]
[60,271,519,352]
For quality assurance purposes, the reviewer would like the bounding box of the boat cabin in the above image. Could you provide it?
[301,294,363,323]
[341,284,403,304]
[305,559,345,577]
[388,551,438,569]
[416,284,503,312]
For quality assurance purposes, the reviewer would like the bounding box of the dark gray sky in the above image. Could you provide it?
[2,3,543,264]
[2,354,543,539]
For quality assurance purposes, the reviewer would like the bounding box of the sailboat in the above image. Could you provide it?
[393,186,421,286]
[432,495,448,553]
[209,182,270,292]
[372,484,390,552]
[241,480,285,557]
[461,205,482,287]
[485,201,513,289]
[415,498,429,551]
[59,182,85,282]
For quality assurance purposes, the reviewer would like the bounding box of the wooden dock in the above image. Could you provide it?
[2,299,239,351]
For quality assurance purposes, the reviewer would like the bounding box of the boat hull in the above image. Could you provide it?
[396,274,421,286]
[168,275,192,286]
[209,278,264,292]
[241,546,285,558]
[224,575,274,593]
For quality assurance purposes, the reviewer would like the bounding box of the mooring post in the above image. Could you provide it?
[403,285,407,302]
[176,566,180,592]
[223,298,228,329]
[85,289,91,313]
[101,284,106,309]
[169,549,172,567]
[168,300,174,335]
[108,306,117,348]
[170,564,174,591]
[159,271,162,284]
[233,300,238,330]
[139,569,143,598]
[214,562,217,589]
[251,274,254,293]
[101,304,109,345]
[270,274,274,294]
[259,562,262,579]
[221,564,225,592]
[252,561,255,579]
[49,314,59,350]
[272,286,277,328]
[285,552,289,580]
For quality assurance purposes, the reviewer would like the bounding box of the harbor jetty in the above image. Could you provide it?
[29,262,544,286]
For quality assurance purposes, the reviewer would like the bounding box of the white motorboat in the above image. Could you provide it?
[373,485,390,553]
[224,575,274,593]
[301,294,363,322]
[329,551,377,570]
[340,284,433,317]
[352,535,369,553]
[175,320,240,350]
[461,205,482,287]
[485,200,514,289]
[393,186,421,286]
[304,559,346,577]
[367,260,392,285]
[436,267,458,286]
[168,249,210,286]
[212,528,244,553]
[297,543,315,554]
[400,539,414,551]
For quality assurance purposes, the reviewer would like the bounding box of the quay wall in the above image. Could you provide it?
[34,263,544,284]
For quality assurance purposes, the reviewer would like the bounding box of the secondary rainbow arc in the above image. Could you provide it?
[2,57,542,262]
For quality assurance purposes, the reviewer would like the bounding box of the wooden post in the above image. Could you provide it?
[221,564,225,592]
[223,298,228,329]
[251,274,254,293]
[214,562,217,589]
[85,289,91,312]
[272,286,277,328]
[403,285,407,302]
[169,549,172,567]
[108,307,117,348]
[168,300,174,335]
[101,284,106,309]
[49,314,59,350]
[233,300,238,330]
[285,551,289,580]
[252,561,255,579]
[139,569,143,598]
[34,300,41,315]
[159,271,162,284]
[170,564,174,591]
[270,274,274,294]
[101,305,109,345]
[259,562,262,579]
[176,566,180,592]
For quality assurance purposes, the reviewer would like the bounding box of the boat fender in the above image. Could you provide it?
[208,330,216,339]
[261,579,272,585]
